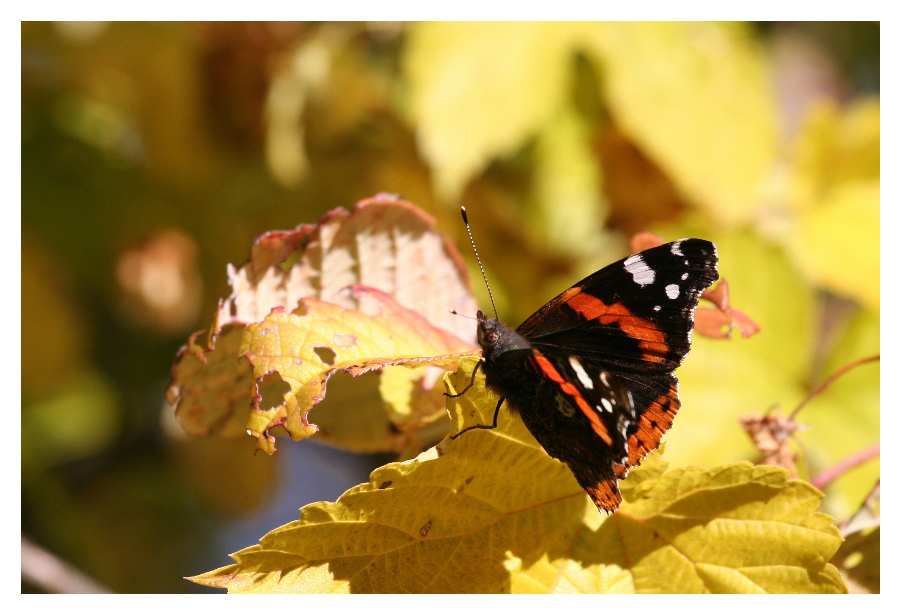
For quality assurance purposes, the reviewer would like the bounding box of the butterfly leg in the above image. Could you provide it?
[444,359,483,398]
[450,397,504,440]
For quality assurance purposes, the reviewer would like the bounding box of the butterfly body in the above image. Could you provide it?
[473,239,719,512]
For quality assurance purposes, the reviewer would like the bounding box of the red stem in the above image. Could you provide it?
[790,354,879,420]
[812,444,880,490]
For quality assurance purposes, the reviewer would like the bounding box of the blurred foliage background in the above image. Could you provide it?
[21,21,879,593]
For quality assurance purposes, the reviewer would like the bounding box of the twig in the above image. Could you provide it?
[811,444,880,491]
[21,536,111,594]
[789,354,879,420]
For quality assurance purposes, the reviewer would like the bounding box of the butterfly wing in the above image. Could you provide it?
[518,239,718,372]
[517,239,718,474]
[487,343,635,512]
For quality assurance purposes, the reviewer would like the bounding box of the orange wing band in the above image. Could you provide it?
[566,292,668,363]
[532,353,613,446]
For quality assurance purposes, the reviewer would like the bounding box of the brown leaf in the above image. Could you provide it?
[169,324,255,439]
[697,278,762,339]
[739,410,805,478]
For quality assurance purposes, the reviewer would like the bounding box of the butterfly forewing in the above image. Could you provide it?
[518,239,718,374]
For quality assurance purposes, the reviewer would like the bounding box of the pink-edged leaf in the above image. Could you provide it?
[168,195,478,452]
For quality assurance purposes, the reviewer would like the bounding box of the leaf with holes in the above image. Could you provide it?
[169,323,255,439]
[242,286,476,454]
[190,358,846,594]
[168,195,478,452]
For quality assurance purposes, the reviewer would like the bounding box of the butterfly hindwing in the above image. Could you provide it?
[497,349,636,512]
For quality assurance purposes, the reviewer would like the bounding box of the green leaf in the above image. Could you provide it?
[190,359,846,593]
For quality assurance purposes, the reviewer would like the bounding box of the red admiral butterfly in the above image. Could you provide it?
[451,210,718,513]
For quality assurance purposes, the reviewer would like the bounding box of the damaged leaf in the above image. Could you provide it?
[243,286,476,454]
[169,195,478,453]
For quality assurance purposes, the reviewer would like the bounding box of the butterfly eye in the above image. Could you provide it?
[477,326,500,347]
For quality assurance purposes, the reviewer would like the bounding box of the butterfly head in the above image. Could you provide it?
[476,310,531,361]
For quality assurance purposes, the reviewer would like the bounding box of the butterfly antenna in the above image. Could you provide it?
[460,206,498,319]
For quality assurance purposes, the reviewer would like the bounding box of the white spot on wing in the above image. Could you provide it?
[599,371,609,387]
[665,284,680,299]
[681,272,689,280]
[600,398,613,413]
[623,254,656,286]
[653,305,661,311]
[671,240,684,256]
[568,357,593,390]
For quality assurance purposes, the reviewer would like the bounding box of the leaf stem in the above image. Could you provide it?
[789,354,879,420]
[811,444,880,491]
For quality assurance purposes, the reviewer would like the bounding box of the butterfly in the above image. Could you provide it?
[451,232,719,512]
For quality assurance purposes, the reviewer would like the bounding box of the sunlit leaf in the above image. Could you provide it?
[529,103,610,257]
[788,99,880,214]
[219,196,476,342]
[169,196,478,452]
[242,286,475,453]
[190,359,845,593]
[582,22,778,224]
[405,22,573,200]
[791,181,879,309]
[785,100,879,309]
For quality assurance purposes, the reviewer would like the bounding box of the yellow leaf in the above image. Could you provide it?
[790,181,879,309]
[190,359,846,593]
[788,99,880,214]
[785,99,879,309]
[583,22,778,224]
[241,286,476,453]
[529,103,610,257]
[405,22,573,200]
